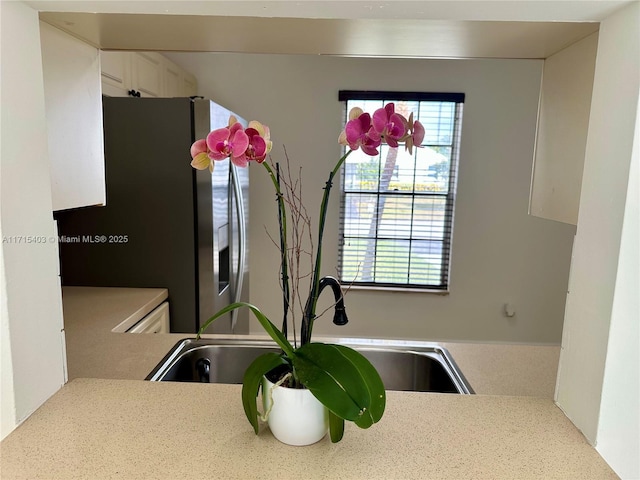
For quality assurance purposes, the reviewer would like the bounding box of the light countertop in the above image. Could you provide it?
[60,286,561,397]
[0,378,617,479]
[2,286,612,480]
[63,286,169,332]
[61,286,176,381]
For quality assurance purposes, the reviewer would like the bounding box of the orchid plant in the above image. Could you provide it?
[190,103,424,442]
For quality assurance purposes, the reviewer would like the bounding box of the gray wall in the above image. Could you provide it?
[167,53,576,344]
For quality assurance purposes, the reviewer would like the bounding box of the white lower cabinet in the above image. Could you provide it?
[127,302,170,334]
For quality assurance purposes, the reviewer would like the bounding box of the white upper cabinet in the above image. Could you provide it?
[132,52,163,97]
[100,51,131,97]
[529,33,598,225]
[100,51,198,98]
[163,60,182,97]
[181,71,198,97]
[40,22,106,211]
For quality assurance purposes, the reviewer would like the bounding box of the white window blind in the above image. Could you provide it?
[338,91,464,290]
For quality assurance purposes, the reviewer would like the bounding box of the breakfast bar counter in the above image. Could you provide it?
[61,286,561,398]
[0,287,617,479]
[0,378,617,479]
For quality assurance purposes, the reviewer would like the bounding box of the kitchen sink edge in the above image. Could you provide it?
[146,337,475,394]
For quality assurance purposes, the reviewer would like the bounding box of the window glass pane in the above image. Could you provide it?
[419,102,455,146]
[411,197,447,240]
[340,95,462,289]
[374,239,410,283]
[417,146,450,193]
[348,99,384,114]
[391,100,420,120]
[409,240,443,284]
[379,145,406,193]
[387,146,416,193]
[341,237,369,283]
[344,150,380,192]
[377,194,414,239]
[343,193,377,237]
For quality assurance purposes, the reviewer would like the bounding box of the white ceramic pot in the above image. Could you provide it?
[262,376,329,446]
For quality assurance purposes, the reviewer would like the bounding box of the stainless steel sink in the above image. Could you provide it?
[146,337,474,394]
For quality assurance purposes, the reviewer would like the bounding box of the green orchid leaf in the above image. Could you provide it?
[329,411,345,443]
[293,342,384,426]
[290,346,361,421]
[197,302,294,357]
[333,345,386,426]
[241,352,289,434]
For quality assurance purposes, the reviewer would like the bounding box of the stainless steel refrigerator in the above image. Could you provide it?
[55,97,249,334]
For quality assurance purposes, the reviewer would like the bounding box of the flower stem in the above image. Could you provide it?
[301,149,353,345]
[262,161,291,344]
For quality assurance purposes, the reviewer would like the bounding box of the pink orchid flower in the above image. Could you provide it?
[240,129,267,165]
[344,112,382,156]
[372,103,407,148]
[348,106,365,121]
[248,121,272,154]
[206,122,249,162]
[339,107,365,145]
[232,121,272,166]
[403,113,426,154]
[246,121,272,164]
[190,139,214,172]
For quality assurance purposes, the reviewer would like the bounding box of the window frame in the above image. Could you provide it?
[338,90,465,291]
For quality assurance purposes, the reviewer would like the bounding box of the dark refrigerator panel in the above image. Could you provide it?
[55,97,249,334]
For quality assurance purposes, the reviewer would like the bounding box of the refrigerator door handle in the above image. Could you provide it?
[230,163,246,332]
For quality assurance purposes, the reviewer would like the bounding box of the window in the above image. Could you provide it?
[338,91,464,290]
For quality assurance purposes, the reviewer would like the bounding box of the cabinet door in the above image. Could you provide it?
[40,22,106,211]
[132,52,163,97]
[529,33,597,225]
[100,51,198,98]
[127,302,170,333]
[181,72,198,97]
[100,51,131,97]
[163,60,181,97]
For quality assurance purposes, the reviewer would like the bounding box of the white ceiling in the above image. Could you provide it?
[29,1,631,22]
[31,1,631,59]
